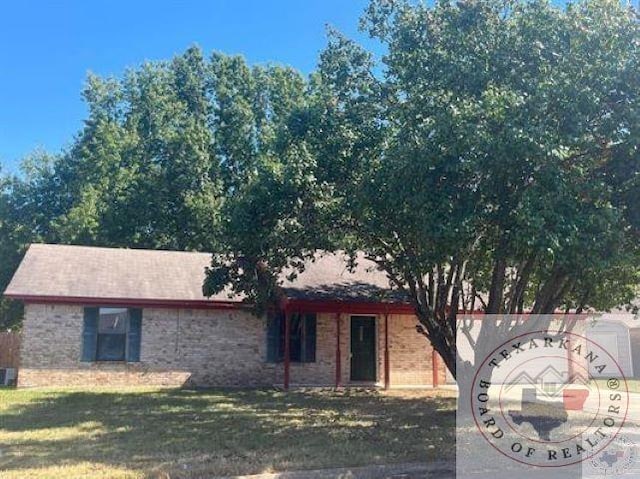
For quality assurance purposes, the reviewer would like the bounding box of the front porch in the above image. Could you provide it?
[275,300,447,390]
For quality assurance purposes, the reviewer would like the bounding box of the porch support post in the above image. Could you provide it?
[384,312,390,390]
[284,310,291,391]
[335,312,341,388]
[566,338,574,381]
[432,348,439,388]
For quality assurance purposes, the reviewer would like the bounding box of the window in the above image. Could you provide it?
[81,307,142,362]
[267,313,316,363]
[97,308,128,361]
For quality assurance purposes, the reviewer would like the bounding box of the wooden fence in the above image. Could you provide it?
[0,332,20,369]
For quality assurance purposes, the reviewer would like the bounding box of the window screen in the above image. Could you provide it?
[96,308,128,361]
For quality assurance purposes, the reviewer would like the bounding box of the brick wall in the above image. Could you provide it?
[18,304,276,388]
[387,314,438,387]
[18,304,446,388]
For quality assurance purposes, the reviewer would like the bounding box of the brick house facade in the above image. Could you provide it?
[6,244,447,389]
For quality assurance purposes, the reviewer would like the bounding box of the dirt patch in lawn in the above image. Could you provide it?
[0,387,455,478]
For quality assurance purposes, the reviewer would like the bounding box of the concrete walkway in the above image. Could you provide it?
[216,462,454,479]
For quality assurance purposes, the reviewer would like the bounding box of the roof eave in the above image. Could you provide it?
[4,293,246,310]
[282,298,415,315]
[5,293,417,315]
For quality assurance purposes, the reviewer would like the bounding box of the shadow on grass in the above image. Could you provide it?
[0,388,455,478]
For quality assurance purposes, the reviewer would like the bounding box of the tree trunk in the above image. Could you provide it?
[486,256,507,314]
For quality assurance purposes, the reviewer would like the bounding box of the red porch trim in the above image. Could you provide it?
[432,349,439,387]
[284,311,291,391]
[282,298,415,315]
[335,312,341,388]
[384,312,390,390]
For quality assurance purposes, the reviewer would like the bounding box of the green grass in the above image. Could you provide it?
[0,387,455,479]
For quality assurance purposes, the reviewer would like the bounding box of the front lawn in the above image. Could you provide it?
[0,387,455,478]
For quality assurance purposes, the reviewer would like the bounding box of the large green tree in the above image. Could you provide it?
[205,0,640,378]
[0,151,66,330]
[0,46,307,330]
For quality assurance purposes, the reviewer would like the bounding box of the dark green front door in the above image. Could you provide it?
[350,316,376,381]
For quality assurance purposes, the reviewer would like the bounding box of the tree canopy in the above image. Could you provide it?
[0,46,306,329]
[204,0,640,376]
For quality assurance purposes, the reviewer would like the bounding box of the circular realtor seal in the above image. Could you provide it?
[470,330,630,468]
[587,434,637,476]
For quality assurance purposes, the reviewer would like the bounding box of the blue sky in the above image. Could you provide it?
[0,0,377,172]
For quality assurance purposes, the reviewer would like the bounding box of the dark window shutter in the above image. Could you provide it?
[127,308,142,362]
[266,312,282,362]
[81,307,99,362]
[303,313,316,362]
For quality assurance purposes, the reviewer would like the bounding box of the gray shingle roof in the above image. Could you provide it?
[280,252,407,303]
[4,244,404,305]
